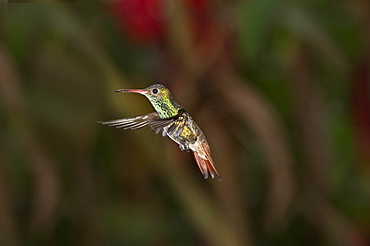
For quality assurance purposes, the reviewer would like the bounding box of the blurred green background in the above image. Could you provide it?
[0,0,369,245]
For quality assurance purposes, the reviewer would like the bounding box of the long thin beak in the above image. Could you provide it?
[115,89,148,94]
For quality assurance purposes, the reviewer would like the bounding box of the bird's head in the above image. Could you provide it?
[116,84,180,118]
[116,84,172,101]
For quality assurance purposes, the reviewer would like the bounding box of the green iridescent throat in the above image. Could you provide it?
[149,97,182,119]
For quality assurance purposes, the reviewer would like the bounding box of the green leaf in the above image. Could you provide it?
[238,0,281,59]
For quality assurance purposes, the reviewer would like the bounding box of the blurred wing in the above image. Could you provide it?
[98,112,160,130]
[166,112,187,137]
[148,118,175,136]
[148,110,187,137]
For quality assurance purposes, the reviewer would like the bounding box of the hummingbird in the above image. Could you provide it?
[98,84,221,180]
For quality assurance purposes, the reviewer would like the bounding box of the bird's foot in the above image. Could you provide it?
[179,145,190,152]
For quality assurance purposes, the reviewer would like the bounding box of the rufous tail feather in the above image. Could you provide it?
[193,142,222,181]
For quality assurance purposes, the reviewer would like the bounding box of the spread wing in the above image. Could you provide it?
[98,109,189,139]
[98,112,160,130]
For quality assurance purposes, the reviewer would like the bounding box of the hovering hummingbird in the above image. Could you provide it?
[98,84,221,180]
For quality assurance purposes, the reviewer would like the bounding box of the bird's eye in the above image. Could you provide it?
[152,89,159,94]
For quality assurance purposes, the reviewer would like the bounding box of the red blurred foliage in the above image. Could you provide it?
[183,0,213,42]
[351,58,370,167]
[109,0,214,45]
[109,0,166,44]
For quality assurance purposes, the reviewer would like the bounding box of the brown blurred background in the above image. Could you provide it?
[0,0,369,245]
